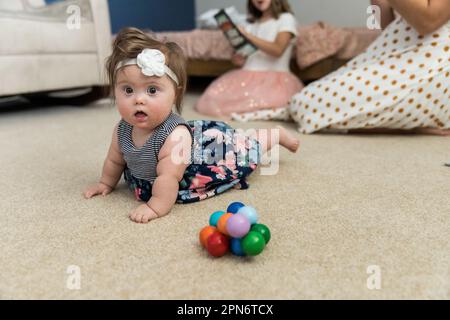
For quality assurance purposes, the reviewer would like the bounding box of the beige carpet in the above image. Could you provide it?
[1,92,449,300]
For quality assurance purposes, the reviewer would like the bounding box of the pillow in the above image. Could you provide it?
[296,22,350,69]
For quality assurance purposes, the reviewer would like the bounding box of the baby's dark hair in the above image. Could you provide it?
[106,27,187,113]
[247,0,293,22]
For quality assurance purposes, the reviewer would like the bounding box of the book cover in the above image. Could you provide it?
[214,9,257,57]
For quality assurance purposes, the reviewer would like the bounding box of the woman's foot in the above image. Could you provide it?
[414,128,450,136]
[276,125,300,153]
[348,127,450,136]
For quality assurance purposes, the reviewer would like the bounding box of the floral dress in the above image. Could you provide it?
[123,119,261,204]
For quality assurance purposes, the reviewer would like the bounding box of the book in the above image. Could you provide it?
[214,9,257,57]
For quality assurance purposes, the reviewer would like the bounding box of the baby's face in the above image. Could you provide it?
[115,65,176,131]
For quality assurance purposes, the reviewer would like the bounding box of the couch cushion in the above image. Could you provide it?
[0,17,97,55]
[0,0,24,11]
[0,53,102,95]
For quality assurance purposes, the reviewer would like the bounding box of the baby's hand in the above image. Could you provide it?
[129,203,159,224]
[83,182,113,199]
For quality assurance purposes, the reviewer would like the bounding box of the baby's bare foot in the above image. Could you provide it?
[276,125,300,153]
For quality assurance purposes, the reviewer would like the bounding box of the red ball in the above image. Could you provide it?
[199,226,217,248]
[206,232,229,257]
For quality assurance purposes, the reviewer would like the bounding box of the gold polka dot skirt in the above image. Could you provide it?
[289,16,450,133]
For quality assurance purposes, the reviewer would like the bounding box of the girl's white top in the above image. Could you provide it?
[243,12,298,72]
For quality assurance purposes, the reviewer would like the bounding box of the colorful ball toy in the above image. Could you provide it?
[230,238,246,256]
[199,226,217,248]
[199,202,271,258]
[250,224,271,244]
[209,210,225,226]
[242,231,265,256]
[227,202,245,214]
[206,231,229,257]
[237,206,259,225]
[226,213,250,238]
[217,212,233,235]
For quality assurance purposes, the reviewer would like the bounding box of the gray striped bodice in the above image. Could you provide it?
[117,112,192,183]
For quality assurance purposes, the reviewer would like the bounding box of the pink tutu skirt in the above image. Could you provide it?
[195,69,304,119]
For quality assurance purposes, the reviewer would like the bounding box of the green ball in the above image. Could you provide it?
[242,231,265,256]
[251,224,271,244]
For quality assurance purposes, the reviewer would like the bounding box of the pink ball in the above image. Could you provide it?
[226,213,251,238]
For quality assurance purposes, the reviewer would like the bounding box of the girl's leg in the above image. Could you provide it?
[253,126,300,154]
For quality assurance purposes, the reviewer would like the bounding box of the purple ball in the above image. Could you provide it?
[226,213,251,238]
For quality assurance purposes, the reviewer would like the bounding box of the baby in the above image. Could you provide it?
[83,28,300,223]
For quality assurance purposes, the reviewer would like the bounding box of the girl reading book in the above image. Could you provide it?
[195,0,304,122]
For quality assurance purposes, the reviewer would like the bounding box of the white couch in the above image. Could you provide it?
[0,0,112,97]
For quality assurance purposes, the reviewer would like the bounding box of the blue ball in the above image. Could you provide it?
[209,210,225,227]
[227,202,245,214]
[237,206,258,225]
[230,238,246,256]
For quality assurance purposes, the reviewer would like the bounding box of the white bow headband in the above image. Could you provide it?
[116,49,179,85]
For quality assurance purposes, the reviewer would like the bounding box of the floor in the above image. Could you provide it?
[0,87,449,299]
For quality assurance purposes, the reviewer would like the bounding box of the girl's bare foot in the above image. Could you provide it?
[276,125,300,153]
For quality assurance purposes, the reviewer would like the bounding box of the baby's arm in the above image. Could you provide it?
[129,126,192,223]
[83,123,126,199]
[239,26,293,58]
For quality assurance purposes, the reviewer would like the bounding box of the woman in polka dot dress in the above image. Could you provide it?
[289,0,450,135]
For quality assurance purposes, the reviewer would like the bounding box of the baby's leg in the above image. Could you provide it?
[253,126,300,154]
